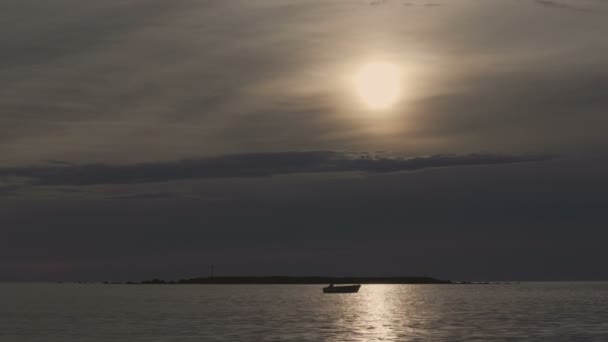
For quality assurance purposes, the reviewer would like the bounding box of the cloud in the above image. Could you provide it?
[115,192,177,200]
[1,0,607,165]
[369,1,444,7]
[534,0,594,12]
[0,151,554,186]
[0,184,22,196]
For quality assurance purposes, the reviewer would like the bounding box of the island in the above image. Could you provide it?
[117,276,453,285]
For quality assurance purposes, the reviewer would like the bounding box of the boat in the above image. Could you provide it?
[322,284,361,293]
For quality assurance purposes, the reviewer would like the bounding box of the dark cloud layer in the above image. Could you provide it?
[0,152,553,186]
[1,156,606,282]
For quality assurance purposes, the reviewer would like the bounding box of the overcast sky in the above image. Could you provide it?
[1,0,607,281]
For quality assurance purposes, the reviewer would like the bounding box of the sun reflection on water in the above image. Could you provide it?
[324,285,423,341]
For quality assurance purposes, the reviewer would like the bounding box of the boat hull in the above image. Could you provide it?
[322,285,361,293]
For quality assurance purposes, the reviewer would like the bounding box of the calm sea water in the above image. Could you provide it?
[1,282,607,341]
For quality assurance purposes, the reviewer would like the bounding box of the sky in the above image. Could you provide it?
[1,0,607,282]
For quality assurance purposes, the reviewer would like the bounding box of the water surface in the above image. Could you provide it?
[1,282,607,341]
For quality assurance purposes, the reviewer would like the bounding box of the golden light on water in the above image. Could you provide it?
[355,62,401,110]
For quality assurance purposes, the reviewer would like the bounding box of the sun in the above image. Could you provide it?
[355,62,401,110]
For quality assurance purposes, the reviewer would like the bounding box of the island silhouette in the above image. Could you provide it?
[110,276,453,285]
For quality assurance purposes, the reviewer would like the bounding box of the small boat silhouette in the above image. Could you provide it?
[322,284,361,293]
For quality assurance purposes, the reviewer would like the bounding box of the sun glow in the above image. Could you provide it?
[355,62,401,109]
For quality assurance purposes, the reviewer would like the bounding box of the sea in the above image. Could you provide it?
[1,282,607,341]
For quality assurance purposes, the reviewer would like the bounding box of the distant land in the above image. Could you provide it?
[105,276,455,285]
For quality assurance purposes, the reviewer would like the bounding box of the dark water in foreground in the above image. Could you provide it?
[1,282,607,341]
